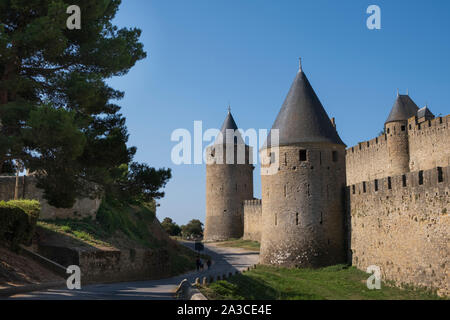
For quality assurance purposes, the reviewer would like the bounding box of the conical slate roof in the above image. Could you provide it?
[385,95,419,124]
[214,111,244,145]
[262,67,345,149]
[417,106,434,119]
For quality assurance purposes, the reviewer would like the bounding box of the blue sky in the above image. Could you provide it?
[108,0,450,225]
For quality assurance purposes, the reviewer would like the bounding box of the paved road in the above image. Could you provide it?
[6,242,259,300]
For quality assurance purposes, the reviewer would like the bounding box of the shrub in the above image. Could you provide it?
[0,200,41,251]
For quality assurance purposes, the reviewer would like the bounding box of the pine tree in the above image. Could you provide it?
[0,1,170,207]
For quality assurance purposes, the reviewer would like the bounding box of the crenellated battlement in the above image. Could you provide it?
[346,134,387,156]
[346,113,450,186]
[348,166,449,196]
[408,114,450,132]
[348,165,449,296]
[244,199,262,206]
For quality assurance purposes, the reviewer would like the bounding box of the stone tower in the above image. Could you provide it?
[259,61,347,268]
[204,110,254,241]
[384,94,419,177]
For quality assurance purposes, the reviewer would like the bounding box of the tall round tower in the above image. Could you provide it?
[259,61,347,268]
[204,111,254,241]
[385,93,418,176]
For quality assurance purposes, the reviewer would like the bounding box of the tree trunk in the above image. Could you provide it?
[14,170,19,200]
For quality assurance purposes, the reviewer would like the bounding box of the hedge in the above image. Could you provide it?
[0,200,41,251]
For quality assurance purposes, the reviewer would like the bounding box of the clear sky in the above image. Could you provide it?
[108,0,450,225]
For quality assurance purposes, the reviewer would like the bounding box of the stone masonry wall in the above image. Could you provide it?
[204,144,254,241]
[346,134,389,186]
[260,143,347,268]
[243,199,262,242]
[346,114,450,186]
[35,218,176,283]
[0,175,101,220]
[348,166,449,296]
[408,115,450,172]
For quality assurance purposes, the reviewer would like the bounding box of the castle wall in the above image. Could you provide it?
[204,144,254,241]
[346,114,450,186]
[346,135,389,185]
[348,166,449,296]
[243,199,262,242]
[260,143,347,268]
[408,115,450,172]
[0,175,100,220]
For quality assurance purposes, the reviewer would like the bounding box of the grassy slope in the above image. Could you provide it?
[215,239,260,251]
[200,265,443,300]
[37,198,198,277]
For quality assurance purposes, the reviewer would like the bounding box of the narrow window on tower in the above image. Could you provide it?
[299,150,307,162]
[401,125,406,131]
[320,212,323,225]
[437,167,443,183]
[284,185,287,198]
[275,212,277,226]
[418,171,424,185]
[402,175,407,187]
[296,212,299,226]
[388,177,392,190]
[374,179,378,191]
[284,153,287,166]
[319,152,322,165]
[332,151,338,163]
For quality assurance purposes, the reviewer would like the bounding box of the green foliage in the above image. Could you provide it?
[39,197,159,248]
[161,217,181,236]
[38,218,111,247]
[181,219,204,239]
[108,163,172,203]
[95,197,159,247]
[0,200,41,251]
[201,265,442,300]
[23,105,87,207]
[0,0,170,208]
[38,198,203,277]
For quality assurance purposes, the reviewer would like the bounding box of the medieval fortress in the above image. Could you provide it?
[204,62,449,296]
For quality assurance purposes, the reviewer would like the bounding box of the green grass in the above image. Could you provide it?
[216,239,260,251]
[200,264,443,300]
[36,198,201,277]
[37,218,113,248]
[38,198,162,248]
